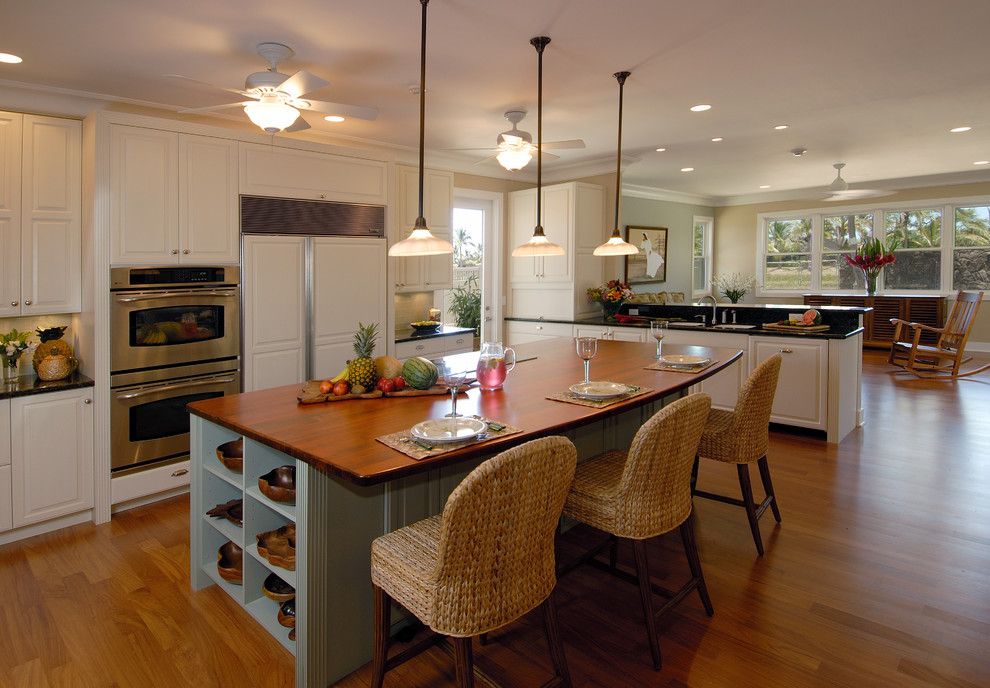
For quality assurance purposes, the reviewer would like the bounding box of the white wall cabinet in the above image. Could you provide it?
[750,336,828,430]
[0,112,81,317]
[0,399,9,532]
[508,182,604,320]
[110,126,238,265]
[392,165,453,293]
[9,388,94,529]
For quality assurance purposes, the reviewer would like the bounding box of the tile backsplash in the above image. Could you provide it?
[395,291,440,330]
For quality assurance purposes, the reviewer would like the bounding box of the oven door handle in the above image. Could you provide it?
[114,290,238,303]
[115,376,237,400]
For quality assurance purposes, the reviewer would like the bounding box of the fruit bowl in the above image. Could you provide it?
[215,439,244,472]
[217,541,243,585]
[410,320,442,333]
[258,466,296,504]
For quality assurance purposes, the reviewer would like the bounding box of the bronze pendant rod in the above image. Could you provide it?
[531,36,550,237]
[612,71,630,237]
[416,0,429,228]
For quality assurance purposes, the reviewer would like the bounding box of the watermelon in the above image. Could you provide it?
[801,309,822,325]
[402,357,439,390]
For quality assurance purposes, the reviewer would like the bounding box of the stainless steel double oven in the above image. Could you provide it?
[110,266,240,473]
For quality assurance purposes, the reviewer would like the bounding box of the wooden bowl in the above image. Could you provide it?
[216,541,243,585]
[206,498,243,527]
[256,523,296,571]
[258,465,296,504]
[277,598,296,628]
[262,573,295,602]
[216,439,244,472]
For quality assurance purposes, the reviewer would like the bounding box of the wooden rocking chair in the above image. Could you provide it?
[889,290,990,378]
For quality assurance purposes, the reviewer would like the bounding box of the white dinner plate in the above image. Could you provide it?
[569,381,632,399]
[411,417,488,443]
[659,355,711,368]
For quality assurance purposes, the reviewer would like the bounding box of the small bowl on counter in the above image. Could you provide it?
[258,465,296,504]
[409,320,442,334]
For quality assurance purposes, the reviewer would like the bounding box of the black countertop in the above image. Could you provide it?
[394,325,476,343]
[0,372,95,400]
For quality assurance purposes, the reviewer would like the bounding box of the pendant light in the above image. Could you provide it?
[512,36,565,258]
[389,0,453,257]
[594,71,638,256]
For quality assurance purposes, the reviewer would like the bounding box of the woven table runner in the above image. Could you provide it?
[645,359,720,374]
[377,417,522,460]
[546,385,652,409]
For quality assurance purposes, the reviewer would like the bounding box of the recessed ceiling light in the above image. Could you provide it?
[791,147,808,157]
[711,137,723,142]
[773,124,788,130]
[655,147,666,152]
[690,104,711,112]
[680,167,695,172]
[974,160,989,165]
[0,53,22,64]
[950,126,972,133]
[759,185,771,189]
[323,115,346,123]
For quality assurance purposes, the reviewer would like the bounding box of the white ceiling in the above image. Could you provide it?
[5,0,990,201]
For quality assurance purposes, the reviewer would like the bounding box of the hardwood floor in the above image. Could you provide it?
[2,351,988,687]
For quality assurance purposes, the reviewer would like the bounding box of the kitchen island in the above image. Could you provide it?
[187,338,742,687]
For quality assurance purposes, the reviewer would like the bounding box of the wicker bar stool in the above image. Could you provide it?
[692,354,783,556]
[559,393,713,670]
[370,436,577,688]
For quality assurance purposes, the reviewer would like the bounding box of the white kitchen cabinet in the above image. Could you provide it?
[443,332,474,355]
[0,467,10,533]
[111,127,239,265]
[0,112,82,316]
[750,336,828,430]
[395,337,446,360]
[243,236,307,392]
[312,237,387,379]
[178,135,239,263]
[10,388,94,528]
[239,142,388,204]
[505,320,573,346]
[508,186,573,284]
[392,165,453,293]
[573,325,647,343]
[0,399,9,467]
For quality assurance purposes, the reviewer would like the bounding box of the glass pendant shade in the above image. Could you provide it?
[389,220,454,256]
[593,229,638,256]
[496,144,533,171]
[511,227,564,256]
[244,97,300,134]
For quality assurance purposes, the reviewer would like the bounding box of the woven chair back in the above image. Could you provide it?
[433,436,577,636]
[614,393,712,538]
[729,354,782,461]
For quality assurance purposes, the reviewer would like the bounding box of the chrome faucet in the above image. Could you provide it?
[697,295,717,325]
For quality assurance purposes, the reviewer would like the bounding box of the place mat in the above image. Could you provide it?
[645,359,720,374]
[546,385,651,409]
[376,417,522,460]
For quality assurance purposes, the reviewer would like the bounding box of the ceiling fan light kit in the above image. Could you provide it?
[594,70,638,257]
[512,36,565,258]
[389,0,453,257]
[243,94,300,134]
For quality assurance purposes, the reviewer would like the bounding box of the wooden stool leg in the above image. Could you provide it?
[757,456,782,523]
[371,584,391,688]
[679,513,714,617]
[478,632,489,646]
[453,636,475,688]
[542,591,573,687]
[737,463,765,556]
[632,539,662,670]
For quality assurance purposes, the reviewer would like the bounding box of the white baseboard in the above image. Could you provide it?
[965,340,990,353]
[0,510,94,546]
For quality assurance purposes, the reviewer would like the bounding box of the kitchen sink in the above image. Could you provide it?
[668,322,706,328]
[711,324,756,330]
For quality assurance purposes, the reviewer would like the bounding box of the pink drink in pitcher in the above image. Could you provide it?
[475,342,516,390]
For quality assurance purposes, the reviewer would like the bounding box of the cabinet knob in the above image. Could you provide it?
[9,301,16,307]
[171,468,189,477]
[320,193,327,199]
[23,299,31,306]
[182,249,190,255]
[415,344,425,351]
[456,338,464,344]
[779,348,793,354]
[170,249,179,255]
[83,398,92,404]
[536,325,543,331]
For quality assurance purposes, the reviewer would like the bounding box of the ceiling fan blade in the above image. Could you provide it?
[501,134,524,146]
[440,147,499,152]
[295,99,378,121]
[541,139,585,150]
[278,70,330,99]
[823,189,895,201]
[284,116,311,133]
[164,74,250,98]
[471,154,500,167]
[178,101,253,113]
[539,150,561,161]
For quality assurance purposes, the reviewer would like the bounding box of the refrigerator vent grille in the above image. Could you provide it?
[240,195,385,237]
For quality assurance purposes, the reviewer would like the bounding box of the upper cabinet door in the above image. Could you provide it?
[540,184,573,283]
[110,125,179,265]
[239,143,387,204]
[178,134,239,264]
[20,115,81,315]
[0,113,22,317]
[392,166,453,292]
[508,188,539,283]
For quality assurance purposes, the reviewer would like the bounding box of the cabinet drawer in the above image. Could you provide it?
[505,321,572,346]
[0,465,10,532]
[396,337,446,359]
[749,336,827,430]
[0,399,8,467]
[443,333,474,353]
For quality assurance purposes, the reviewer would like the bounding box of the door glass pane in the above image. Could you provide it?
[445,207,483,333]
[764,254,811,289]
[766,218,811,254]
[129,391,219,442]
[129,305,224,346]
[884,209,941,248]
[954,206,990,247]
[823,213,872,251]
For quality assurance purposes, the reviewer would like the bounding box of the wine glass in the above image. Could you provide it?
[437,361,469,418]
[575,337,598,384]
[650,320,668,360]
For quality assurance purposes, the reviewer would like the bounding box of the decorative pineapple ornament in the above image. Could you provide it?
[346,322,379,392]
[33,326,75,379]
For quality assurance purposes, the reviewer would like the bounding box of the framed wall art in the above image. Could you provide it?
[624,225,668,285]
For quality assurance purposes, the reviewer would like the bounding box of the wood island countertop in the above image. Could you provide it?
[187,339,743,485]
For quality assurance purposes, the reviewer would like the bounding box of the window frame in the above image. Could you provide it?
[755,195,990,298]
[692,215,714,298]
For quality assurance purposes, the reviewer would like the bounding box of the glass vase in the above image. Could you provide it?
[601,300,624,321]
[1,356,18,385]
[865,271,878,296]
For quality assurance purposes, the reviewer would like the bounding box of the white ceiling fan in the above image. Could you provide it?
[443,110,585,170]
[166,42,378,135]
[821,162,895,201]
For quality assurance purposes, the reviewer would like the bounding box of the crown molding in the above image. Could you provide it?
[621,183,718,207]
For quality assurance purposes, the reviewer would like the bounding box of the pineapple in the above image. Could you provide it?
[346,322,380,390]
[33,326,74,374]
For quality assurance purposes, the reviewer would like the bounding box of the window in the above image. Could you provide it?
[822,213,872,290]
[763,217,812,290]
[954,206,990,289]
[883,208,942,290]
[692,216,713,296]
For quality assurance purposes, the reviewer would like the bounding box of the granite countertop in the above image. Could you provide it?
[0,372,95,400]
[394,325,475,343]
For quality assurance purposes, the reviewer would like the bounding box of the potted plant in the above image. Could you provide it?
[587,279,634,320]
[711,273,757,303]
[844,237,897,295]
[1,329,32,385]
[449,274,482,346]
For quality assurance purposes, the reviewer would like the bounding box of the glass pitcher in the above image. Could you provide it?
[475,341,516,390]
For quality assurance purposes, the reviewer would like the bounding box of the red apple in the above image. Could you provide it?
[392,376,406,391]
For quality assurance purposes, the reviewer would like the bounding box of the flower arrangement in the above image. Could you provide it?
[587,279,634,319]
[1,329,32,382]
[844,237,897,295]
[711,273,757,303]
